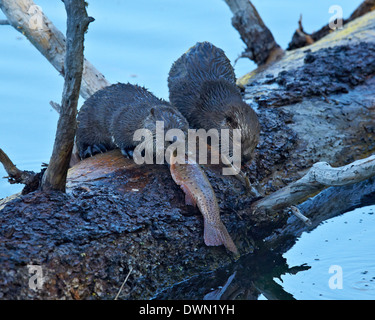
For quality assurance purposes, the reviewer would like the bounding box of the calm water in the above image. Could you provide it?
[1,0,372,300]
[154,205,375,300]
[273,206,375,300]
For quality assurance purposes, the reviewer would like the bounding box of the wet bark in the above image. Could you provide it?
[252,155,375,213]
[0,11,374,300]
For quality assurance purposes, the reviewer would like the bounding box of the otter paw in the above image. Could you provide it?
[92,144,108,155]
[92,145,102,154]
[96,144,107,153]
[82,146,93,159]
[82,144,107,159]
[121,148,134,159]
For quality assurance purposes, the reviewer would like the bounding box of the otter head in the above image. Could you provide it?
[143,105,189,160]
[220,102,260,163]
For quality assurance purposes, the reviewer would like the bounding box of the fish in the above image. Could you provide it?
[169,155,238,255]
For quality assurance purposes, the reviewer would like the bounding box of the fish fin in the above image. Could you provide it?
[203,220,239,255]
[180,184,197,206]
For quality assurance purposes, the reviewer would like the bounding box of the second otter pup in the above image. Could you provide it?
[76,83,189,160]
[168,42,260,163]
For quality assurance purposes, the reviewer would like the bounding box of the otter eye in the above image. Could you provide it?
[226,116,237,127]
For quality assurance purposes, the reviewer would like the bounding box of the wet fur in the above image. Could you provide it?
[76,83,188,159]
[168,41,260,162]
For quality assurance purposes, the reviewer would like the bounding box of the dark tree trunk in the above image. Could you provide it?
[224,0,284,65]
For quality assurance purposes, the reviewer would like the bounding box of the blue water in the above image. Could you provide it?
[276,206,375,300]
[1,0,372,300]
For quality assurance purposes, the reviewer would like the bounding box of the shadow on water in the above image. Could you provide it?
[153,247,310,300]
[154,178,375,300]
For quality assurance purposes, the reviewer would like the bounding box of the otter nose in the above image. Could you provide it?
[242,152,252,164]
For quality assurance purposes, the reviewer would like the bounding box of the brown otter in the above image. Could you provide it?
[168,41,260,163]
[76,83,189,160]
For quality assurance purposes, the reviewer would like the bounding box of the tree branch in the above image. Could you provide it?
[224,0,284,65]
[288,0,375,50]
[252,155,375,213]
[41,0,93,192]
[0,0,109,99]
[0,148,42,194]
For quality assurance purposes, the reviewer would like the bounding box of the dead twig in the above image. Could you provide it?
[288,206,312,226]
[0,148,35,185]
[114,266,133,300]
[0,148,42,194]
[49,101,61,114]
[288,0,375,50]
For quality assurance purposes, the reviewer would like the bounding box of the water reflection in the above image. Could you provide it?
[153,248,310,300]
[280,205,375,300]
[154,181,375,300]
[154,206,374,300]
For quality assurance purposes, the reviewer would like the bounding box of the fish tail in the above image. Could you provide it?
[203,220,239,255]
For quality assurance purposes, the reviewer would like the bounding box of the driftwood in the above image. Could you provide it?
[0,149,42,195]
[0,0,109,99]
[0,5,374,299]
[253,155,375,213]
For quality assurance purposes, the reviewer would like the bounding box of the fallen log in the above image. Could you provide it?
[253,155,375,213]
[0,10,374,300]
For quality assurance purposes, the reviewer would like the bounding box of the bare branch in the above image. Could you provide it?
[49,100,61,113]
[0,0,110,99]
[0,19,9,25]
[0,148,30,183]
[0,148,41,193]
[41,0,93,192]
[252,155,375,213]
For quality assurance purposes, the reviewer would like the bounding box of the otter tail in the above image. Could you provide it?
[203,220,238,255]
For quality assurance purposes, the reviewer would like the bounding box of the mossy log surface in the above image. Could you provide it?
[0,12,375,299]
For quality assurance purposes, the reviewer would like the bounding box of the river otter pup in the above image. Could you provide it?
[168,41,260,163]
[76,83,189,160]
